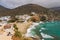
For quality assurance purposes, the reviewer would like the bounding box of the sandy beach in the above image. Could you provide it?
[16,22,32,34]
[0,32,12,40]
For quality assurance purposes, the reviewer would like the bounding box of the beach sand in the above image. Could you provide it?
[0,32,12,40]
[16,22,32,34]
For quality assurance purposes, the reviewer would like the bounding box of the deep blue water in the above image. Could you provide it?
[31,21,60,40]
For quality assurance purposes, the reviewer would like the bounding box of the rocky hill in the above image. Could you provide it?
[0,4,60,21]
[50,7,60,13]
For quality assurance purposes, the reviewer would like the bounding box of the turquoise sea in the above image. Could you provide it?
[31,21,60,40]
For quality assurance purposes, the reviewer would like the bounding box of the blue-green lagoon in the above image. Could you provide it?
[31,21,60,40]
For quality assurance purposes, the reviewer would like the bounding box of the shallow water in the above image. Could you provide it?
[31,21,60,40]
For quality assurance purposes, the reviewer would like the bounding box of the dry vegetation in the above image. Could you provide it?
[0,4,60,21]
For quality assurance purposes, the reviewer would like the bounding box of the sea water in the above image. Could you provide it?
[31,21,60,40]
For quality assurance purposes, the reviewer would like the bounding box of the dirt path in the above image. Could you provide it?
[16,22,32,34]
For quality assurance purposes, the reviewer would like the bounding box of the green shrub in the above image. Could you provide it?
[13,24,18,30]
[40,16,46,21]
[8,18,18,23]
[8,19,16,23]
[14,30,22,37]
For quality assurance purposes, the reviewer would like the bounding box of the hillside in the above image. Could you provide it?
[0,4,60,21]
[50,7,60,12]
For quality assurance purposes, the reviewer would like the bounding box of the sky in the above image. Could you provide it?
[0,0,60,9]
